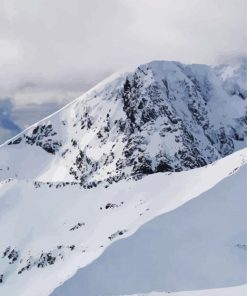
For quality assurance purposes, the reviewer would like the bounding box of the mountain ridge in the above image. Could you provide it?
[0,147,246,296]
[0,60,246,188]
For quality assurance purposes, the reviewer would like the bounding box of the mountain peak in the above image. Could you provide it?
[0,60,246,188]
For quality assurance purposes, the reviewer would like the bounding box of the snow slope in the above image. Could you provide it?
[51,158,247,296]
[0,148,246,296]
[119,284,247,296]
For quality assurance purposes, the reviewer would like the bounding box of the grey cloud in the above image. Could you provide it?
[0,0,246,105]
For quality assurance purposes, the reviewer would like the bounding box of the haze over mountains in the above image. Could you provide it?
[0,99,67,144]
[0,59,246,296]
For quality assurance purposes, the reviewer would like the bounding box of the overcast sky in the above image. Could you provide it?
[0,0,246,106]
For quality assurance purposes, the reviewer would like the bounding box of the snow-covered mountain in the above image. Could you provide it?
[51,161,247,296]
[0,60,246,187]
[0,148,246,296]
[0,60,246,296]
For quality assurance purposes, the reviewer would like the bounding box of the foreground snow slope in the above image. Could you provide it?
[119,284,247,296]
[52,162,247,296]
[0,149,246,296]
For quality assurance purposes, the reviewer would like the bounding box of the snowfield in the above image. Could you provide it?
[119,284,247,296]
[51,154,247,296]
[0,148,246,296]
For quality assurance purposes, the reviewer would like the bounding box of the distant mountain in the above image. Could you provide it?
[0,98,66,144]
[0,98,22,143]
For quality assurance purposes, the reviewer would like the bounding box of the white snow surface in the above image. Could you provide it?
[0,148,246,296]
[51,160,247,296]
[119,284,247,296]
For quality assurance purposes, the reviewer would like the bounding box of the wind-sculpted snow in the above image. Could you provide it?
[119,284,247,296]
[0,148,246,296]
[0,61,246,187]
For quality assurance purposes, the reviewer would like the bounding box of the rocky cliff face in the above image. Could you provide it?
[1,60,246,187]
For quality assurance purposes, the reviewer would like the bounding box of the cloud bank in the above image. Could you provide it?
[0,0,246,105]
